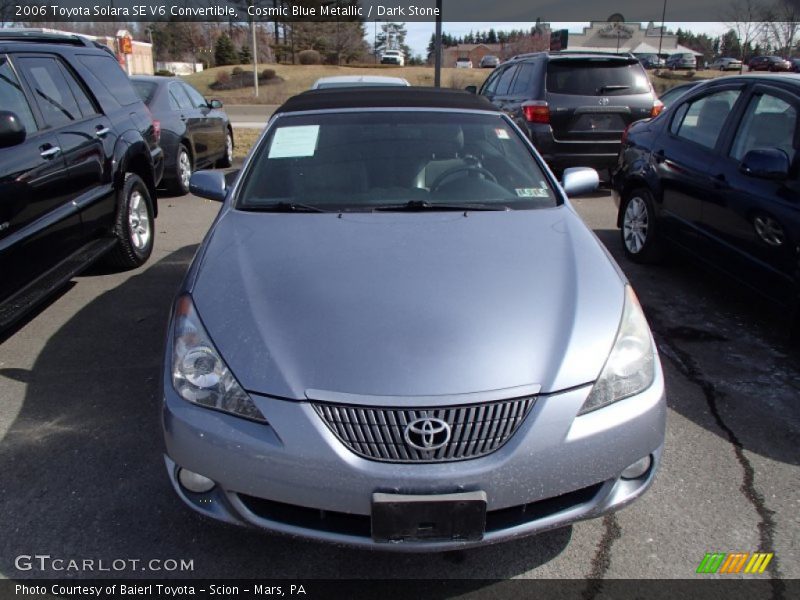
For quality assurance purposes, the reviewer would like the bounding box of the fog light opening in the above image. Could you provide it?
[621,455,652,480]
[178,468,216,493]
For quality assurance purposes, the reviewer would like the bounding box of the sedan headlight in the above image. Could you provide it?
[578,286,655,415]
[171,295,266,422]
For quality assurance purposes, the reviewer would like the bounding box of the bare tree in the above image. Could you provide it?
[725,0,766,69]
[0,0,14,27]
[761,0,799,56]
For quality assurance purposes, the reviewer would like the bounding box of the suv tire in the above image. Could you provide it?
[106,173,155,269]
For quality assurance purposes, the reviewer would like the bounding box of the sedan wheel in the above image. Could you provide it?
[179,148,192,191]
[168,145,192,195]
[216,131,234,168]
[621,189,663,263]
[753,214,785,247]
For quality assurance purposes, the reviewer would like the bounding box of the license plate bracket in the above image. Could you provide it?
[371,491,487,542]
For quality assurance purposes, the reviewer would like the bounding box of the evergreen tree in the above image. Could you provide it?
[238,43,252,64]
[214,33,238,66]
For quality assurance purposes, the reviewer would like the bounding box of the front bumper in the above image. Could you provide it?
[162,363,666,551]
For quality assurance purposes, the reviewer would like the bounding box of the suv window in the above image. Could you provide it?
[0,57,37,133]
[56,61,97,118]
[546,59,650,96]
[182,83,208,109]
[731,93,797,164]
[510,63,536,95]
[77,54,140,106]
[494,65,519,96]
[481,67,503,95]
[17,56,81,127]
[670,89,741,149]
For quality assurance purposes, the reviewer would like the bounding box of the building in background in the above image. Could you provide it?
[566,21,701,60]
[10,27,153,75]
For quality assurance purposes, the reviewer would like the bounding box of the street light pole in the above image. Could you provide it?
[657,0,667,63]
[434,0,442,87]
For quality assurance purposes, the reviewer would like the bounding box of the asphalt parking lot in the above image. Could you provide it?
[0,188,798,582]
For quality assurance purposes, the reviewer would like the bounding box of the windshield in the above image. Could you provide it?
[547,60,651,96]
[236,111,557,211]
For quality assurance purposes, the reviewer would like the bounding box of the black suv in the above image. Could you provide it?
[0,31,163,332]
[474,51,661,176]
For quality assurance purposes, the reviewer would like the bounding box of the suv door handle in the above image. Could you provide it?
[95,126,110,138]
[40,145,61,159]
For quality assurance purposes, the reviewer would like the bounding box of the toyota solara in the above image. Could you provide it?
[162,88,666,550]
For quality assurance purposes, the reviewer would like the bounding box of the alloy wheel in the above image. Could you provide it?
[128,190,151,251]
[623,196,649,254]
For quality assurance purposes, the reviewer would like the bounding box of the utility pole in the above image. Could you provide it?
[434,0,442,87]
[657,0,667,63]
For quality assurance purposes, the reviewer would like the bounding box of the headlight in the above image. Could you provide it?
[171,295,266,422]
[578,286,655,415]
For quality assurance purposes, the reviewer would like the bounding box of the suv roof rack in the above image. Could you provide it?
[507,50,637,62]
[549,50,637,58]
[0,29,95,47]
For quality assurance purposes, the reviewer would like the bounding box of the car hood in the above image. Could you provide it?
[192,207,625,401]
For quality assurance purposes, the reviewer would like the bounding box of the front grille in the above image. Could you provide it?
[312,397,535,463]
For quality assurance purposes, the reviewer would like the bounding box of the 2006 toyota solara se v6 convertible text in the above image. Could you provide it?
[162,88,666,551]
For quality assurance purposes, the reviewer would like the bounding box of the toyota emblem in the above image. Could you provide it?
[404,417,451,451]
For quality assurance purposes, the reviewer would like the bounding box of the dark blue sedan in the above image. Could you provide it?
[131,76,233,195]
[612,75,800,321]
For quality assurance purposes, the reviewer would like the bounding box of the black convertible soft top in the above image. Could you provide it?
[275,87,498,114]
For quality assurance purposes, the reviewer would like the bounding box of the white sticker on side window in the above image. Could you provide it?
[495,128,510,139]
[268,125,320,158]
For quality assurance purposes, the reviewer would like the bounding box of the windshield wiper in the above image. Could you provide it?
[242,202,329,213]
[597,85,630,93]
[372,200,509,212]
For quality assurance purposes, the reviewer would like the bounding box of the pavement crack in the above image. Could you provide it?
[582,513,621,599]
[647,310,785,596]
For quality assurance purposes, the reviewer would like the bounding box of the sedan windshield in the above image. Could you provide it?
[237,111,557,211]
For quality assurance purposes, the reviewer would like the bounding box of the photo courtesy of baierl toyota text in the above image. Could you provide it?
[0,0,798,598]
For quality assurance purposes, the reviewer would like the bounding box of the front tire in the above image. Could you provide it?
[620,188,664,264]
[216,130,233,168]
[105,173,154,270]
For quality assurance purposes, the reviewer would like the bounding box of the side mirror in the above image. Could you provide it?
[740,148,789,180]
[209,99,223,109]
[465,85,477,94]
[189,170,227,202]
[0,111,26,149]
[561,167,600,197]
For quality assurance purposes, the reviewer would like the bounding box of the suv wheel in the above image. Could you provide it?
[169,144,192,195]
[621,188,664,263]
[106,173,154,269]
[216,131,233,168]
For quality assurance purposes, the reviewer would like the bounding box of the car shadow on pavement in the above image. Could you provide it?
[593,228,800,468]
[0,246,571,581]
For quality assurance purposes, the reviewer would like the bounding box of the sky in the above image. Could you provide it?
[385,22,731,57]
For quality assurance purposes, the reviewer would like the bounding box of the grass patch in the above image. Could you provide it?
[233,128,263,159]
[186,64,490,104]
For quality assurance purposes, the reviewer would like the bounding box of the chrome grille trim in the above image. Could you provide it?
[312,397,535,463]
